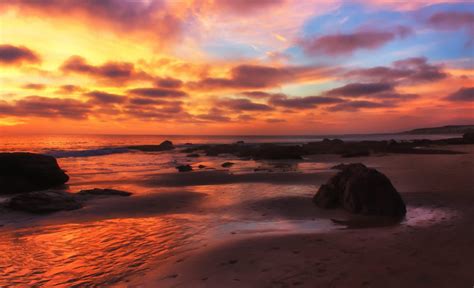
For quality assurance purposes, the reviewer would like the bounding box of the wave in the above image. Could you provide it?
[45,147,131,158]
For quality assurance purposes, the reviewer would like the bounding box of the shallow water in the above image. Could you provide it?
[0,134,460,286]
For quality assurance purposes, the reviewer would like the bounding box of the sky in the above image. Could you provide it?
[0,0,473,135]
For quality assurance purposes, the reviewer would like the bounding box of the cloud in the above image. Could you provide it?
[300,26,412,56]
[269,94,345,109]
[346,57,448,83]
[128,97,168,106]
[240,91,284,99]
[1,0,183,43]
[214,0,286,14]
[188,64,333,90]
[61,56,149,84]
[0,96,91,119]
[328,100,394,112]
[195,108,232,123]
[0,44,40,65]
[220,98,273,111]
[427,11,474,30]
[155,77,183,89]
[86,91,126,104]
[265,118,286,123]
[56,84,84,94]
[325,83,394,97]
[22,83,46,90]
[444,87,474,102]
[128,87,187,98]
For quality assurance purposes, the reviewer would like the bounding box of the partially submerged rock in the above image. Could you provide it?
[8,190,82,213]
[77,188,132,198]
[176,164,193,172]
[186,153,200,158]
[221,162,235,168]
[127,140,175,152]
[313,163,406,217]
[0,152,69,194]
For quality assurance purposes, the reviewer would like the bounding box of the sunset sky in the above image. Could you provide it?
[0,0,473,135]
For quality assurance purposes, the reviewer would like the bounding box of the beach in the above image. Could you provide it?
[0,136,473,287]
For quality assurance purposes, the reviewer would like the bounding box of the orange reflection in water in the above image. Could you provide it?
[0,216,204,287]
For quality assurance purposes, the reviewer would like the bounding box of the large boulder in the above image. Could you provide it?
[0,153,69,194]
[313,163,406,217]
[8,190,82,213]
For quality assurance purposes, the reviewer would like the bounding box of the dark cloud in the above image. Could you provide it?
[0,44,40,65]
[269,94,345,109]
[86,91,126,104]
[0,96,91,119]
[325,83,394,97]
[427,12,474,30]
[128,97,168,106]
[128,87,187,98]
[124,100,184,120]
[61,56,150,84]
[22,83,46,90]
[328,100,394,112]
[155,77,183,89]
[189,65,295,90]
[220,98,273,111]
[444,87,474,102]
[346,57,448,84]
[300,26,412,56]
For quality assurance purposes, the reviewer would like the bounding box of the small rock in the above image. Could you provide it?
[221,162,235,168]
[186,153,200,158]
[77,188,132,198]
[176,165,193,172]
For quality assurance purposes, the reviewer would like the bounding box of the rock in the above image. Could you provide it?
[8,190,82,213]
[463,132,474,142]
[221,162,235,168]
[127,140,175,152]
[77,188,132,198]
[341,150,370,158]
[187,153,200,158]
[198,165,206,169]
[0,153,69,194]
[236,141,245,144]
[252,144,303,160]
[331,163,348,170]
[176,164,193,172]
[313,163,406,217]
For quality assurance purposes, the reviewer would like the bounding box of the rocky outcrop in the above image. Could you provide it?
[313,163,406,217]
[7,188,133,213]
[77,188,132,198]
[8,190,82,213]
[0,153,69,194]
[127,140,175,152]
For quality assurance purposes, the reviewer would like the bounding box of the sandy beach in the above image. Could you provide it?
[129,145,474,288]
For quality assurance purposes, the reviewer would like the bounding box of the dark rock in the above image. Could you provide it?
[463,132,474,142]
[127,140,174,152]
[221,162,235,168]
[198,165,206,169]
[252,144,303,160]
[313,163,406,217]
[176,164,193,172]
[8,190,82,213]
[331,163,348,170]
[77,188,132,198]
[0,153,69,194]
[341,150,370,158]
[187,153,200,158]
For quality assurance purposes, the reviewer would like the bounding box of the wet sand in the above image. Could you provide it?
[133,145,474,288]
